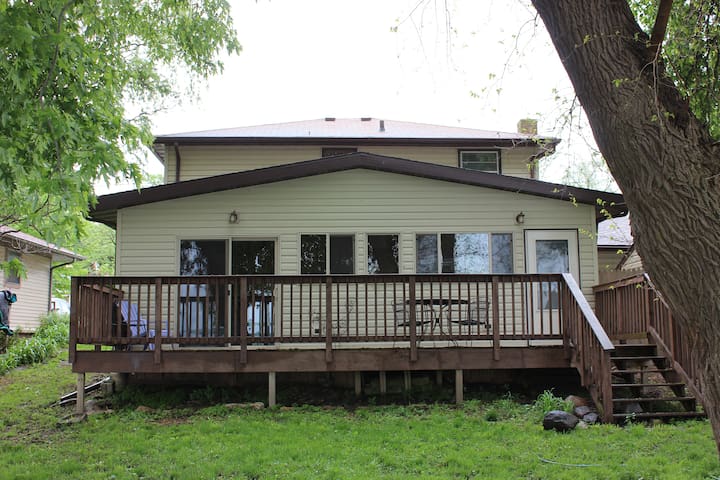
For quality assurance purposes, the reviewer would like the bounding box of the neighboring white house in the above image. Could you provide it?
[0,227,83,333]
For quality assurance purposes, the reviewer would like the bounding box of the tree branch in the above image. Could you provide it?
[649,0,674,56]
[36,0,76,101]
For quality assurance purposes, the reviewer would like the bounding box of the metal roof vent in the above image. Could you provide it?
[361,117,372,121]
[324,117,336,122]
[379,119,385,132]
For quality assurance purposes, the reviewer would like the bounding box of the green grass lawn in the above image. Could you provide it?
[1,354,718,480]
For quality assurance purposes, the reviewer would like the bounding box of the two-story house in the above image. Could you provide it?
[71,118,635,418]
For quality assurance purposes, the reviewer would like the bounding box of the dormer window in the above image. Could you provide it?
[459,150,500,174]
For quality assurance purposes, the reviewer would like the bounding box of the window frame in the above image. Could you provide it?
[458,149,502,174]
[299,233,355,275]
[415,232,514,274]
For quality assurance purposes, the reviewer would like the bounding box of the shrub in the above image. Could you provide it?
[532,390,574,420]
[0,312,69,376]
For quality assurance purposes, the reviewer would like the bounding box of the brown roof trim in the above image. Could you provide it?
[90,152,626,227]
[153,136,556,149]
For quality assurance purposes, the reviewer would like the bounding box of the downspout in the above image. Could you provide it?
[174,143,182,183]
[48,259,76,311]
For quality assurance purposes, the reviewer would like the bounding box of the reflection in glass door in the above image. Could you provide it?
[179,240,227,337]
[232,240,275,338]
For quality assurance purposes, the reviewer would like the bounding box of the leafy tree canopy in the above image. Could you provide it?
[52,218,115,299]
[629,0,720,138]
[0,0,240,244]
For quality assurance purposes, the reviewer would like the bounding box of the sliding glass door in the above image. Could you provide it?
[231,240,275,338]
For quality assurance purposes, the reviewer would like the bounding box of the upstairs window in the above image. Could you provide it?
[459,150,500,174]
[301,234,354,274]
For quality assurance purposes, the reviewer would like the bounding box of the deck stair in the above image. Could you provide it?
[610,343,706,422]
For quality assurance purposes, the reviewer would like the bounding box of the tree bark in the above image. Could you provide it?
[532,0,720,453]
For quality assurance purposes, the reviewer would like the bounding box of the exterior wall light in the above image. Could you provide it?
[229,210,239,224]
[515,211,525,224]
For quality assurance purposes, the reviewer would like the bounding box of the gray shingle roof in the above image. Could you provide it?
[155,118,555,142]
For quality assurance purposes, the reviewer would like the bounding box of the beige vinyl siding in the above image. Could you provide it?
[165,145,538,183]
[621,250,644,272]
[165,146,322,183]
[117,170,597,339]
[0,246,50,332]
[118,169,597,297]
[598,248,625,271]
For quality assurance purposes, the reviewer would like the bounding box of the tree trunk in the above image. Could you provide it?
[532,0,720,453]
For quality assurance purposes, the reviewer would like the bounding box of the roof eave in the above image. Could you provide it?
[153,136,557,148]
[90,151,625,227]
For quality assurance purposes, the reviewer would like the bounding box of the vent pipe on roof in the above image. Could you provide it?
[325,117,336,122]
[361,117,371,121]
[379,119,385,132]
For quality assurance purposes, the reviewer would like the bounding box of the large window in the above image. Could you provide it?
[416,233,513,274]
[459,150,500,174]
[367,234,399,274]
[301,234,354,274]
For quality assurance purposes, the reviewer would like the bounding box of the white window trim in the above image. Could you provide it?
[458,150,501,174]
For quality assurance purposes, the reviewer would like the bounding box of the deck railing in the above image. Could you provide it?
[69,273,617,413]
[69,274,572,360]
[560,273,615,422]
[594,274,706,407]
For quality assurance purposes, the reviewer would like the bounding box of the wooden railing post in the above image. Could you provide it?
[325,277,333,363]
[409,277,417,362]
[239,277,248,365]
[491,276,500,361]
[601,352,614,423]
[69,277,79,364]
[154,278,163,364]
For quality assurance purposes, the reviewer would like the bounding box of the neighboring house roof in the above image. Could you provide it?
[90,151,626,227]
[153,117,559,152]
[597,215,633,249]
[0,226,84,263]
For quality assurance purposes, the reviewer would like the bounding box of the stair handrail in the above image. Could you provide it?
[561,273,615,422]
[642,274,706,408]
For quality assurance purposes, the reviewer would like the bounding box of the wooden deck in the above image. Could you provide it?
[69,273,616,417]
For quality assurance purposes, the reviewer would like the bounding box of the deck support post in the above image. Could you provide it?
[240,278,248,365]
[436,370,443,386]
[455,369,464,405]
[409,277,418,362]
[75,373,85,414]
[268,372,276,408]
[354,372,362,396]
[491,276,501,361]
[325,278,333,363]
[154,279,163,364]
[379,371,387,395]
[404,371,411,392]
